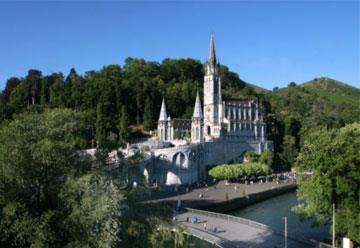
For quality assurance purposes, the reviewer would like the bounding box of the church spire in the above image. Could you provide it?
[209,34,216,66]
[192,91,203,119]
[158,97,167,121]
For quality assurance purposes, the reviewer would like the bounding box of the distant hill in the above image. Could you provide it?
[246,82,270,94]
[301,77,359,108]
[268,77,360,128]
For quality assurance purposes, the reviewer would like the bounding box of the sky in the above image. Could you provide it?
[0,1,359,90]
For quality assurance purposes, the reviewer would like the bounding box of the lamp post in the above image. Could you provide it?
[282,216,287,248]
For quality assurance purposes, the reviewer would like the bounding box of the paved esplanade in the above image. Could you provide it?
[176,208,315,248]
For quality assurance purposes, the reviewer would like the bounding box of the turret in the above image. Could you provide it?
[191,91,203,143]
[158,98,168,141]
[192,91,203,119]
[158,97,167,121]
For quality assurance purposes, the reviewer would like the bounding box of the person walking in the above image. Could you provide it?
[203,223,207,230]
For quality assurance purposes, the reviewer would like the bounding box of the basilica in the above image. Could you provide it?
[137,35,272,186]
[158,35,267,144]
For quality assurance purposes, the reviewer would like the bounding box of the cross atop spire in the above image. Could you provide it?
[209,33,217,66]
[192,91,203,119]
[158,97,167,121]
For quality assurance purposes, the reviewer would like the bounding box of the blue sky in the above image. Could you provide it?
[0,1,359,90]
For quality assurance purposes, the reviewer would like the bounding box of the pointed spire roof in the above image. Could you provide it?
[192,91,203,119]
[159,97,167,121]
[209,34,216,66]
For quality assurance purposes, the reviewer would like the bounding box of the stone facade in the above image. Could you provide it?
[143,35,273,186]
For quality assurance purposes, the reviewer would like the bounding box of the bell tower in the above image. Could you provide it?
[203,34,222,140]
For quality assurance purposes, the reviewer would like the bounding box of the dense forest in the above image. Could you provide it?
[0,58,252,146]
[1,58,359,246]
[1,58,359,171]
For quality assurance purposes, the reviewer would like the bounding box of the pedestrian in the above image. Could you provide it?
[214,227,217,233]
[186,217,189,222]
[204,223,207,230]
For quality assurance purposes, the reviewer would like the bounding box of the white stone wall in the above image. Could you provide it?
[144,138,273,186]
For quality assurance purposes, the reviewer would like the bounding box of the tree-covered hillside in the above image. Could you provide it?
[1,59,359,246]
[0,59,358,171]
[0,58,257,147]
[266,77,359,170]
[269,77,360,129]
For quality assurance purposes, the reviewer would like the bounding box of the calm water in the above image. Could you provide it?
[229,191,330,242]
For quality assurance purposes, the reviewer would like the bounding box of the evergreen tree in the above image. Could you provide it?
[67,68,84,109]
[40,77,48,105]
[143,97,154,131]
[119,105,130,145]
[279,135,298,170]
[96,101,107,147]
[25,69,42,105]
[49,75,65,107]
[3,77,21,101]
[8,81,28,113]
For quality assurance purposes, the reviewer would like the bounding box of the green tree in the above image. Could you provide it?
[0,109,90,247]
[25,69,42,105]
[259,150,273,168]
[119,105,130,145]
[143,97,154,131]
[244,151,260,162]
[59,173,123,248]
[2,77,21,101]
[209,162,271,181]
[67,68,85,109]
[279,135,298,170]
[49,75,66,107]
[96,101,108,147]
[8,81,28,113]
[293,123,360,243]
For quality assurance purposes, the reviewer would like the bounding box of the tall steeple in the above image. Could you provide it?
[203,34,222,140]
[206,34,219,75]
[209,34,217,67]
[158,98,167,121]
[192,91,203,118]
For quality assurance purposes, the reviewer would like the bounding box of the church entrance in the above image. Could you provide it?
[207,126,211,135]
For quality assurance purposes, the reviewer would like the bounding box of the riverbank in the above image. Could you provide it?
[143,180,297,212]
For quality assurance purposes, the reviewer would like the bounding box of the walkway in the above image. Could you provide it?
[175,208,316,248]
[144,180,296,210]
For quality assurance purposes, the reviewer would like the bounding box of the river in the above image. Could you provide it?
[228,191,330,242]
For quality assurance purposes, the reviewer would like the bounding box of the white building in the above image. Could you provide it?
[158,35,267,144]
[140,35,272,186]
